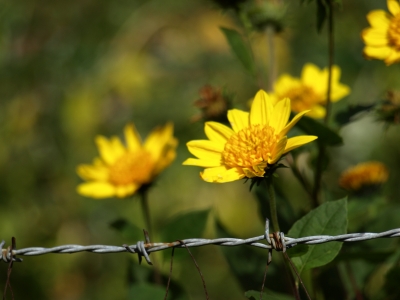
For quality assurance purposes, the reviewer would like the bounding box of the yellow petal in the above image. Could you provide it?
[205,122,234,144]
[200,166,244,183]
[95,136,123,165]
[250,90,272,126]
[186,140,223,160]
[331,83,351,102]
[144,123,176,164]
[124,123,142,151]
[110,136,126,157]
[274,75,301,96]
[153,146,177,175]
[279,110,310,137]
[362,28,390,47]
[269,136,287,164]
[183,157,222,167]
[77,182,116,199]
[284,136,318,153]
[363,45,393,60]
[387,0,400,15]
[306,105,326,119]
[384,49,400,65]
[302,63,326,89]
[76,163,109,181]
[227,109,249,133]
[269,98,290,133]
[115,184,140,198]
[366,10,391,28]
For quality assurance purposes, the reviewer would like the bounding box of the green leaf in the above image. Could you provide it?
[286,244,309,257]
[160,209,210,242]
[296,115,342,146]
[316,0,327,32]
[287,198,348,274]
[128,283,167,300]
[245,289,293,300]
[220,27,255,75]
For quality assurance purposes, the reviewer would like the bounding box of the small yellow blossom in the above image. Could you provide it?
[362,0,400,65]
[270,63,350,119]
[183,90,317,183]
[77,123,177,199]
[339,161,389,192]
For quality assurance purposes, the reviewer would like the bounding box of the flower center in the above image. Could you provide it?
[388,13,400,49]
[109,151,154,185]
[222,125,279,177]
[282,85,321,112]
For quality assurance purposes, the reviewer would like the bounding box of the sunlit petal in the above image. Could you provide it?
[388,0,400,15]
[279,110,310,137]
[269,98,290,133]
[205,122,234,144]
[284,136,318,153]
[227,109,249,132]
[186,140,223,160]
[77,182,116,199]
[269,136,287,164]
[124,123,142,151]
[183,157,222,167]
[250,90,272,126]
[200,166,244,183]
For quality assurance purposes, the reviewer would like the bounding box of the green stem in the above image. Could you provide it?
[313,0,334,206]
[266,178,280,232]
[140,190,152,236]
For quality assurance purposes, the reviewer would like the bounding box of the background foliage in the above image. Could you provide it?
[1,0,400,299]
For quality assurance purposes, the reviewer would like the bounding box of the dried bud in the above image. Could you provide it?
[191,85,231,123]
[244,1,287,33]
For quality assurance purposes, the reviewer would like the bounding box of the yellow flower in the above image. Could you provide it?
[339,161,389,192]
[183,90,317,183]
[362,0,400,65]
[270,63,350,119]
[77,123,177,199]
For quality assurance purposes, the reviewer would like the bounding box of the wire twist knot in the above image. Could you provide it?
[0,240,22,263]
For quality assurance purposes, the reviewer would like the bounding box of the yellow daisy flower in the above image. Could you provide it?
[77,123,177,199]
[339,161,389,192]
[183,90,317,183]
[362,0,400,65]
[271,63,350,119]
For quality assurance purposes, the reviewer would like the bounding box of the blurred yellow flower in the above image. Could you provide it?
[77,123,177,199]
[271,63,350,118]
[183,90,317,183]
[362,0,400,65]
[339,161,389,192]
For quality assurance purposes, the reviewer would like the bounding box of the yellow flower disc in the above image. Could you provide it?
[109,151,154,185]
[283,85,320,113]
[222,125,277,176]
[388,14,400,49]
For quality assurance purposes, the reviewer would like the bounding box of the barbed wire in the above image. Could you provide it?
[1,219,400,265]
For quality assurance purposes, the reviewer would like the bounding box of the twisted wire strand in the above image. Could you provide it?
[1,227,399,264]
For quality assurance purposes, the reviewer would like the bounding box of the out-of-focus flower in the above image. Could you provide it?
[77,123,177,199]
[339,161,389,193]
[376,90,400,124]
[183,90,317,183]
[191,85,231,123]
[270,63,350,119]
[362,0,400,65]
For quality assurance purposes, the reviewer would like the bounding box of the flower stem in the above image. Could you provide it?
[313,0,334,206]
[266,178,280,232]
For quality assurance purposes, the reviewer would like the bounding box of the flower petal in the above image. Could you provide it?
[200,166,244,183]
[284,136,318,153]
[153,146,177,175]
[186,140,223,160]
[182,157,222,167]
[77,182,116,199]
[269,136,287,164]
[306,105,326,119]
[144,123,176,164]
[205,122,234,144]
[95,136,124,165]
[363,45,393,60]
[362,28,390,47]
[302,63,326,89]
[115,184,140,198]
[384,49,400,65]
[227,109,249,133]
[250,90,272,126]
[279,110,310,137]
[269,98,290,133]
[273,75,301,96]
[76,162,109,181]
[387,0,400,16]
[366,10,391,28]
[124,123,142,151]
